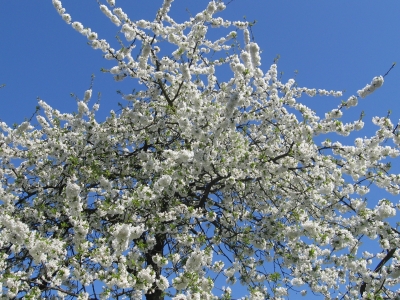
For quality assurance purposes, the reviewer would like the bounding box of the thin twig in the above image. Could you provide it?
[383,62,396,77]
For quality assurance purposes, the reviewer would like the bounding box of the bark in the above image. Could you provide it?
[145,233,165,300]
[360,248,396,297]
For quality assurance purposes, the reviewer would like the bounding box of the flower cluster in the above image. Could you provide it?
[357,75,384,98]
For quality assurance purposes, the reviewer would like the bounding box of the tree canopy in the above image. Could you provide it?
[1,1,400,299]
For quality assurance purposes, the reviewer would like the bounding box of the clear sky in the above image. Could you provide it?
[1,1,400,126]
[1,1,400,299]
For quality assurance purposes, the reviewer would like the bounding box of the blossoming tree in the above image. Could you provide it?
[1,0,400,299]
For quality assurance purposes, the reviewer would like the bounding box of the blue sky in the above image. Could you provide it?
[1,1,399,126]
[1,1,400,299]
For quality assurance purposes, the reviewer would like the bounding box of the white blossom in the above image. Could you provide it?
[71,21,84,33]
[62,13,71,24]
[83,89,92,102]
[357,75,384,98]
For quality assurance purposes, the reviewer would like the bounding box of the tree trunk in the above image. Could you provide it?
[145,289,163,300]
[144,233,165,300]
